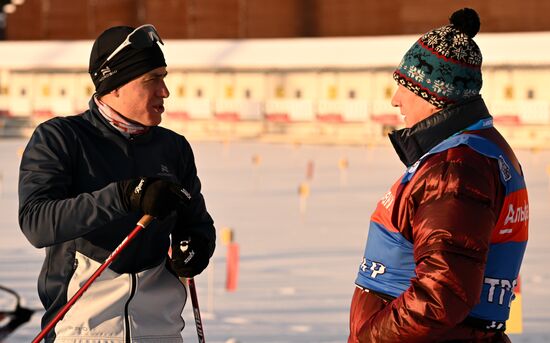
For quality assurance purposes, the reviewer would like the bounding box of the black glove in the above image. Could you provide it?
[118,177,192,219]
[170,236,211,278]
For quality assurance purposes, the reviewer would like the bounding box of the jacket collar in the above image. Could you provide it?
[84,96,155,144]
[388,96,491,167]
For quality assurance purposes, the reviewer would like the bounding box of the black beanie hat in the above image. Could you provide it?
[89,26,166,96]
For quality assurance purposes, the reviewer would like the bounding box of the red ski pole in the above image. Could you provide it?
[186,278,206,343]
[32,214,154,343]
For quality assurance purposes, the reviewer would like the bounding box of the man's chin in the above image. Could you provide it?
[142,112,162,127]
[144,119,162,127]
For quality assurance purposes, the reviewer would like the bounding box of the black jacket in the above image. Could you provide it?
[18,98,215,341]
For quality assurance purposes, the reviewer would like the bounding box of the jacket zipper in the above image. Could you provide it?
[124,273,137,343]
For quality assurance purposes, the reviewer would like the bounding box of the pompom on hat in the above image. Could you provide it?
[393,8,483,108]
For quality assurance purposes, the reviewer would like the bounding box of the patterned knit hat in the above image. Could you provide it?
[393,8,482,108]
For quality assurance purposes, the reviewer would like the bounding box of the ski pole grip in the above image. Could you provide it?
[138,214,154,228]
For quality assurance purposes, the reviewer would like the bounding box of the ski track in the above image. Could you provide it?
[0,139,549,342]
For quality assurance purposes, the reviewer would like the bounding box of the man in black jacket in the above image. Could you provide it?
[18,24,215,342]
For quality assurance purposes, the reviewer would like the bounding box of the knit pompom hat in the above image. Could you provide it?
[393,8,482,108]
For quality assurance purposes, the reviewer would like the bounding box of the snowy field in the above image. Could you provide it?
[1,137,549,342]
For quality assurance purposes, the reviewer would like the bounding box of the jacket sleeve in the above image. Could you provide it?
[173,138,216,258]
[357,146,504,342]
[18,121,128,248]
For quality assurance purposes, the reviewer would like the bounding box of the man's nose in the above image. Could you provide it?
[158,81,170,98]
[390,91,399,107]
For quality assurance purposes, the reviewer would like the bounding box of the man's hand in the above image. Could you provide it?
[171,236,211,278]
[118,177,192,219]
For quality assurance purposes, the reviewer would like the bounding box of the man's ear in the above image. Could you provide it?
[98,89,119,104]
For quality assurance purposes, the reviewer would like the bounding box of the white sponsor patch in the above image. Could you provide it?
[498,155,512,182]
[504,203,529,225]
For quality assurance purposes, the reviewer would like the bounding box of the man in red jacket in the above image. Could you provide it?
[349,8,528,342]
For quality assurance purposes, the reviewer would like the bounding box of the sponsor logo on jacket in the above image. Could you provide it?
[360,257,386,278]
[380,190,394,210]
[503,202,529,225]
[484,277,517,307]
[498,155,512,182]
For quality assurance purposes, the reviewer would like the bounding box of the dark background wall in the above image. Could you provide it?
[4,0,550,40]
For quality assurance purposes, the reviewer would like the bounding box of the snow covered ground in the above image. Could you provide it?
[1,137,549,342]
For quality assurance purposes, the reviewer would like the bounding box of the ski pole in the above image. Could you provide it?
[32,214,154,343]
[186,278,206,343]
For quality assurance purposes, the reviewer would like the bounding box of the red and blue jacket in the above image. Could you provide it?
[350,97,528,342]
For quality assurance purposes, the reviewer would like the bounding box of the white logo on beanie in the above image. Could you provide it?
[99,66,118,82]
